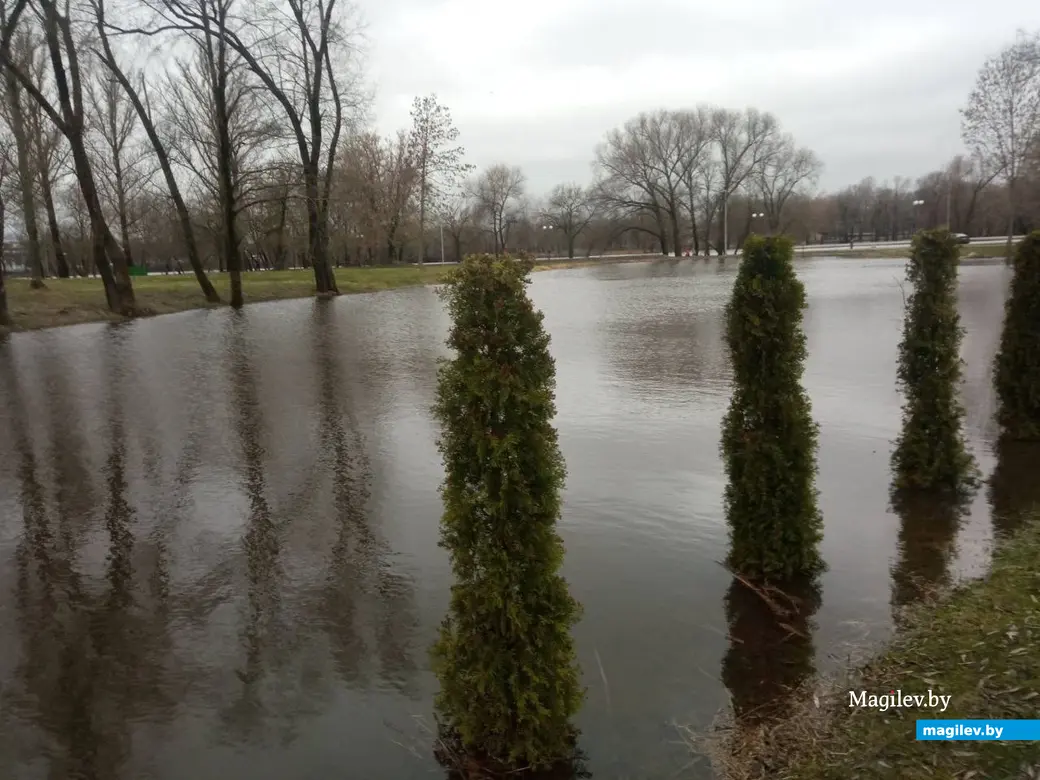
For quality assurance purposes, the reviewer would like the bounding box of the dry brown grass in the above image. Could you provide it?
[688,519,1040,780]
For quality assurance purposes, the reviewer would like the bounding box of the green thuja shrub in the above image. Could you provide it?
[431,254,583,770]
[994,231,1040,440]
[891,229,978,493]
[720,235,823,582]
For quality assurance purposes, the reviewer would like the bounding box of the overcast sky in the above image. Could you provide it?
[365,0,1040,198]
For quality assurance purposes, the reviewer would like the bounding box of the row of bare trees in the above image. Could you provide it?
[0,0,374,321]
[2,8,1039,329]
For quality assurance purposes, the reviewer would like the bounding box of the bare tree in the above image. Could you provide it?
[594,119,671,255]
[1,25,44,286]
[1,0,136,314]
[26,82,72,278]
[711,107,779,253]
[0,123,11,326]
[88,71,144,272]
[947,154,998,233]
[962,30,1040,259]
[407,93,470,263]
[541,183,596,258]
[437,187,474,262]
[638,110,693,256]
[92,0,219,301]
[337,129,415,263]
[757,136,822,233]
[471,164,524,255]
[675,106,712,255]
[115,0,365,294]
[594,108,715,256]
[153,0,277,305]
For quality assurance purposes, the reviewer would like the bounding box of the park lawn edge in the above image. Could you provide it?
[708,516,1040,780]
[1,255,658,334]
[1,247,1007,334]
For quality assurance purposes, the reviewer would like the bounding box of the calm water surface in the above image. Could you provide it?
[0,257,1029,779]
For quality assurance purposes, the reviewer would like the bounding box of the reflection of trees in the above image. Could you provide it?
[720,577,820,725]
[988,438,1040,540]
[221,313,287,739]
[2,330,175,779]
[889,493,964,621]
[437,733,591,780]
[604,308,727,398]
[35,336,98,556]
[310,302,419,696]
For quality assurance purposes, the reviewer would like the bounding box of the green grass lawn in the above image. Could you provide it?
[0,245,1008,333]
[809,243,1009,260]
[2,255,681,333]
[3,255,673,333]
[2,264,469,332]
[709,518,1040,780]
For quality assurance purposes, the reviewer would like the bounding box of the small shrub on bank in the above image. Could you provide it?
[720,235,823,582]
[994,231,1040,440]
[431,254,583,771]
[891,229,978,494]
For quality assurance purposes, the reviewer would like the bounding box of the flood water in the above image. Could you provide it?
[0,256,1030,779]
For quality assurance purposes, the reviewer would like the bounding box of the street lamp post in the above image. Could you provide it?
[912,199,924,237]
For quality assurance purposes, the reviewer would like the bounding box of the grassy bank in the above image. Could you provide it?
[2,256,656,333]
[709,519,1040,780]
[804,242,1009,260]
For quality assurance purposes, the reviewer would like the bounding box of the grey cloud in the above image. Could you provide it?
[363,0,1040,196]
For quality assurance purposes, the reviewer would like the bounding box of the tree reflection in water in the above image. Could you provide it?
[1,329,176,779]
[221,312,288,740]
[310,301,419,697]
[988,438,1040,541]
[721,577,820,726]
[889,491,966,625]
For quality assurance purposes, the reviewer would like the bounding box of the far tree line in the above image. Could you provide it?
[0,4,1038,323]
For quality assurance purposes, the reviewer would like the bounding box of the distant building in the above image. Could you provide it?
[1,242,28,274]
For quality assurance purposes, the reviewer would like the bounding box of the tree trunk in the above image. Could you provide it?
[651,205,668,255]
[0,196,10,329]
[1005,182,1016,266]
[69,135,134,314]
[112,151,135,270]
[418,160,427,264]
[567,235,575,259]
[273,193,287,270]
[703,209,713,256]
[95,14,220,303]
[670,212,682,258]
[210,53,242,308]
[40,170,70,278]
[5,74,45,288]
[305,174,337,294]
[690,206,700,255]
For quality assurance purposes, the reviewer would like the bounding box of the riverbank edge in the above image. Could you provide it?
[2,248,1006,335]
[1,254,660,334]
[704,516,1040,780]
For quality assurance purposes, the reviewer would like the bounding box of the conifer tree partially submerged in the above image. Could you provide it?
[891,229,978,494]
[431,254,583,770]
[993,231,1040,440]
[720,235,823,583]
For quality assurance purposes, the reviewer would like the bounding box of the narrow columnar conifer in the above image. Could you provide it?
[993,231,1040,440]
[891,229,978,494]
[720,235,823,583]
[431,254,583,770]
